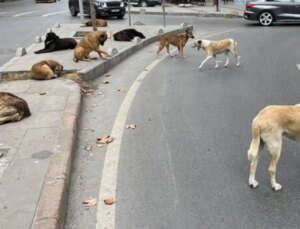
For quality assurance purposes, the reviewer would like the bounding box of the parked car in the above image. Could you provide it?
[129,0,161,7]
[69,0,126,19]
[244,0,300,26]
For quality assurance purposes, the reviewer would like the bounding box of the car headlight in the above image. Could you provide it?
[120,2,124,7]
[95,2,107,7]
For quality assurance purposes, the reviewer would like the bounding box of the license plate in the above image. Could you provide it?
[111,9,120,12]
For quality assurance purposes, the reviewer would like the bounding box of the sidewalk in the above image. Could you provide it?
[0,4,244,229]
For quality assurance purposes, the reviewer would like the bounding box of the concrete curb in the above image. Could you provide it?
[80,25,193,81]
[31,83,81,229]
[29,25,192,229]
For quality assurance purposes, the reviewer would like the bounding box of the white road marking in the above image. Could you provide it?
[297,64,300,70]
[13,11,37,17]
[42,10,68,17]
[95,29,236,229]
[0,12,7,15]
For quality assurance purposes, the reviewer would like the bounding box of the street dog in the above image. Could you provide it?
[193,38,241,69]
[248,104,300,191]
[113,29,146,42]
[31,60,63,80]
[0,92,31,125]
[85,19,107,27]
[73,31,111,62]
[156,28,194,58]
[34,32,77,54]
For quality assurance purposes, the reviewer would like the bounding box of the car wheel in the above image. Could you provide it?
[258,11,274,26]
[117,15,124,19]
[69,5,78,17]
[139,0,148,7]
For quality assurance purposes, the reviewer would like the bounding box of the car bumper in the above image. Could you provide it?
[95,7,126,16]
[244,10,257,20]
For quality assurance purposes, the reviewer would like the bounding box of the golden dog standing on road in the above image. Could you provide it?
[85,19,108,27]
[248,104,300,191]
[73,31,111,62]
[31,60,63,80]
[156,28,194,58]
[0,92,31,125]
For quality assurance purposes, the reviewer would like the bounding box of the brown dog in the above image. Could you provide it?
[73,31,111,62]
[0,92,31,125]
[156,28,194,58]
[248,104,300,191]
[85,19,107,27]
[31,60,63,80]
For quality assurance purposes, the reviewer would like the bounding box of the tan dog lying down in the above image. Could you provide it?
[0,92,31,125]
[31,60,63,80]
[157,28,194,58]
[248,104,300,191]
[73,31,111,62]
[85,19,107,27]
[193,38,241,69]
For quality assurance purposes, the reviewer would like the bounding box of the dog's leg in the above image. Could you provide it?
[166,43,173,57]
[224,51,229,67]
[199,55,212,69]
[157,40,166,58]
[213,55,219,68]
[231,41,241,66]
[267,137,282,191]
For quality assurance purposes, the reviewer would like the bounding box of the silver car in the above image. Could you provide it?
[244,0,300,26]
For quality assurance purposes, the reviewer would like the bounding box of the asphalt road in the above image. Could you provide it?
[65,17,300,229]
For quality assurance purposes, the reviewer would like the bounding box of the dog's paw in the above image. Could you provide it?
[249,179,259,188]
[272,183,282,191]
[214,66,219,69]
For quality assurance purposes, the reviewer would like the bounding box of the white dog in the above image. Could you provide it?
[193,38,241,69]
[248,104,300,191]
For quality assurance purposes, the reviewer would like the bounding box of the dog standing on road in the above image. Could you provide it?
[193,38,240,69]
[156,28,194,58]
[248,104,300,191]
[73,31,111,62]
[0,92,31,125]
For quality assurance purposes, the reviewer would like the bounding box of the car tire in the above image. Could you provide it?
[258,11,274,26]
[139,0,148,7]
[69,5,78,17]
[117,15,125,19]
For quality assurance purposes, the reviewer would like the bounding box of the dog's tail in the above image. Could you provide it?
[247,119,261,161]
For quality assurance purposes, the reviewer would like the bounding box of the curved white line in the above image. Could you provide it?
[42,10,68,17]
[96,28,236,229]
[13,11,37,17]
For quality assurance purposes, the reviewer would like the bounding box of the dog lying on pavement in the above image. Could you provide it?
[73,31,111,62]
[193,38,241,69]
[0,92,31,125]
[156,28,194,58]
[31,60,63,80]
[34,32,77,54]
[85,19,107,27]
[248,104,300,191]
[113,28,146,42]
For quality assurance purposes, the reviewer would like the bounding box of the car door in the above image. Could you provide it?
[292,0,300,19]
[273,0,295,20]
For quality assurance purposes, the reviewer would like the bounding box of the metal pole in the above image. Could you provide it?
[128,0,132,26]
[89,0,97,31]
[216,0,220,12]
[79,0,84,24]
[162,0,166,27]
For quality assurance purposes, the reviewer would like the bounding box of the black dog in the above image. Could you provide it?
[113,29,146,42]
[34,32,77,54]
